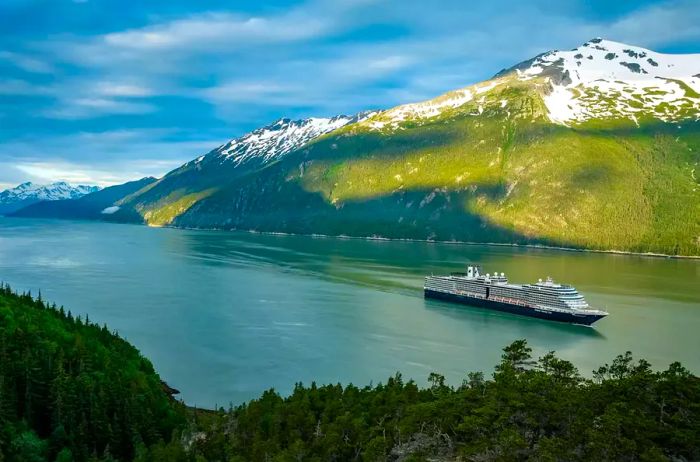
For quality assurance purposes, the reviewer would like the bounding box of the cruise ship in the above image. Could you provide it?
[424,265,608,325]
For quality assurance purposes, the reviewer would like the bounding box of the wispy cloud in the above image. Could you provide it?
[102,12,331,51]
[43,98,156,120]
[0,51,53,74]
[0,130,222,186]
[0,0,699,187]
[605,0,700,47]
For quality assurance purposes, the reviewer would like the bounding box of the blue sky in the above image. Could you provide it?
[1,0,699,189]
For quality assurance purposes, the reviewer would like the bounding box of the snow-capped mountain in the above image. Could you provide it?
[16,40,700,255]
[112,112,376,224]
[360,38,699,129]
[517,38,700,125]
[194,113,374,168]
[0,182,101,215]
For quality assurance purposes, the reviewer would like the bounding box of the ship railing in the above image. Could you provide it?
[489,295,532,308]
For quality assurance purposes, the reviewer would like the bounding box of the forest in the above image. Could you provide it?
[1,285,698,461]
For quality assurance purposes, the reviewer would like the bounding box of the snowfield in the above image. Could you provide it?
[0,182,100,204]
[359,38,699,130]
[197,114,373,168]
[527,39,700,125]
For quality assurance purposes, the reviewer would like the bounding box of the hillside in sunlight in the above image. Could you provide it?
[20,39,700,255]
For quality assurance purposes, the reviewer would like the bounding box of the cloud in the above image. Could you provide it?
[0,79,51,96]
[1,0,699,187]
[605,0,700,48]
[102,11,331,52]
[42,97,156,120]
[0,130,223,186]
[0,51,53,74]
[93,82,153,97]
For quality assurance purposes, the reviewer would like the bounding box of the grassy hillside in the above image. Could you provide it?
[151,75,699,255]
[16,46,687,256]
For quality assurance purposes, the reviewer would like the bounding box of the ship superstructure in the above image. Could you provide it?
[424,265,608,325]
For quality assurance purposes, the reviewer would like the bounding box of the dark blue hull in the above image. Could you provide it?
[424,289,606,326]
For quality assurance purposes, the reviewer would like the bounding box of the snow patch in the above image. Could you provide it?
[210,114,364,167]
[101,206,120,214]
[519,39,700,124]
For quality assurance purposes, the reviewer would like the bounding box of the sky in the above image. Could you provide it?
[1,0,699,190]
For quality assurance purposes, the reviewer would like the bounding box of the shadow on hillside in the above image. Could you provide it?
[167,171,565,250]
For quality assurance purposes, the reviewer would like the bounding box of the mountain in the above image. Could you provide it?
[11,177,157,221]
[106,114,372,226]
[19,39,700,255]
[0,181,100,215]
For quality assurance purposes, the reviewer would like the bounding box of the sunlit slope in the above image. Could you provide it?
[167,73,699,254]
[113,116,363,226]
[115,39,700,255]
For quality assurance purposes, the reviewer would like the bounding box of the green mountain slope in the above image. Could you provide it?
[111,39,699,255]
[27,39,700,255]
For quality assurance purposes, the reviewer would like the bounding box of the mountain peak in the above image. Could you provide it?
[505,40,700,125]
[200,113,363,167]
[0,182,101,214]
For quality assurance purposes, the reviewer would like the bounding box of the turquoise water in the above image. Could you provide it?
[1,217,698,407]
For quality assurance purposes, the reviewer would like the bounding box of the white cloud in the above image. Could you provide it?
[0,51,53,74]
[0,130,223,186]
[102,12,331,51]
[93,82,153,97]
[42,97,156,120]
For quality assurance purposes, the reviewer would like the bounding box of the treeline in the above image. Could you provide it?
[0,284,185,462]
[1,286,699,461]
[184,341,700,462]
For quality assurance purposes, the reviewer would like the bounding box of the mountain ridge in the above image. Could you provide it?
[11,177,157,221]
[12,39,700,255]
[0,181,100,215]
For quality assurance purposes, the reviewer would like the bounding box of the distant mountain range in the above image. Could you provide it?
[0,182,100,215]
[11,178,156,221]
[10,39,700,255]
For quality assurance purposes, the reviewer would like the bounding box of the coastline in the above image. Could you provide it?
[162,222,700,260]
[2,214,697,260]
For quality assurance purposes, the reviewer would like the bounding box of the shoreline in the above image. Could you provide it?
[2,214,698,260]
[165,223,700,260]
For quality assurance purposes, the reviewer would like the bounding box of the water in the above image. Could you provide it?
[1,217,698,407]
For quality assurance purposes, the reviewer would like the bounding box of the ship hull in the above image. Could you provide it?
[424,289,606,326]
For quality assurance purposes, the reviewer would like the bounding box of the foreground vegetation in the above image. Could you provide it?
[0,285,184,461]
[1,286,699,461]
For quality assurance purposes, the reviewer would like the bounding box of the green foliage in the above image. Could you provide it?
[185,340,700,462]
[162,77,699,256]
[2,288,698,461]
[0,285,185,462]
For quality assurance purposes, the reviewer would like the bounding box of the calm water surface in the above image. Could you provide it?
[1,217,698,407]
